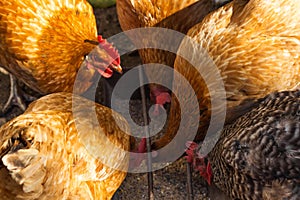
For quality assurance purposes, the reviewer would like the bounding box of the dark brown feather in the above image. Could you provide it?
[209,89,300,199]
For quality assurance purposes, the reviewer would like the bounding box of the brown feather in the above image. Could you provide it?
[152,0,300,159]
[116,0,225,103]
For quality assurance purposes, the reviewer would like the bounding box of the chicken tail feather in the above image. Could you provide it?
[2,149,46,198]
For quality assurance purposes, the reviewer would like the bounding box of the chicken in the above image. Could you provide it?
[0,92,131,199]
[0,0,122,113]
[151,0,300,161]
[116,0,228,114]
[186,89,300,200]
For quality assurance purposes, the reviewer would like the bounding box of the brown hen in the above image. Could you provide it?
[152,0,300,161]
[116,0,229,114]
[187,89,300,200]
[0,0,122,112]
[0,92,131,200]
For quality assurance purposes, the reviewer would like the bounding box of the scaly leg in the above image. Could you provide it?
[2,74,27,113]
[0,68,37,115]
[185,141,212,185]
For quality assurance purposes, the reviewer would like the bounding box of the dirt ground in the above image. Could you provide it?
[0,5,229,200]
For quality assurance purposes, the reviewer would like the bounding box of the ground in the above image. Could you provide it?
[0,5,229,200]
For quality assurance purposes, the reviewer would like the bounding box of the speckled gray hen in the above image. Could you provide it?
[200,89,300,200]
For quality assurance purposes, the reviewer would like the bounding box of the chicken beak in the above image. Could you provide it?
[110,64,123,74]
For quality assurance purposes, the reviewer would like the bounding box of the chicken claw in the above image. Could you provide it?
[1,69,37,115]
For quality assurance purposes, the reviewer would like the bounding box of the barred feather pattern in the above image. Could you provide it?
[209,89,300,200]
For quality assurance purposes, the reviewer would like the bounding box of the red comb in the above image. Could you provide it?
[97,35,121,66]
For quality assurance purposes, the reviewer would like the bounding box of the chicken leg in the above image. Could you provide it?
[0,67,36,115]
[185,141,212,185]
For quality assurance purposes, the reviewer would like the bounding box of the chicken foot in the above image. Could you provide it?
[185,141,212,185]
[0,68,37,115]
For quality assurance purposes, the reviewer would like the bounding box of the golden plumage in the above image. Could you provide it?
[0,0,120,95]
[152,0,300,156]
[0,92,131,199]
